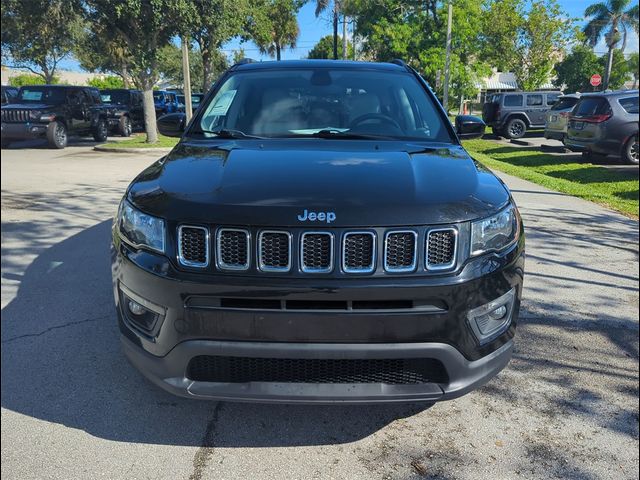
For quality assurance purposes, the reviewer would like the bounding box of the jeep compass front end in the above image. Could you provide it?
[111,60,525,404]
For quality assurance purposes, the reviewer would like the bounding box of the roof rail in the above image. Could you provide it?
[231,58,257,69]
[390,59,408,69]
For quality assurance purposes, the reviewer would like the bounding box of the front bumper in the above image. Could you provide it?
[112,232,524,403]
[1,122,48,140]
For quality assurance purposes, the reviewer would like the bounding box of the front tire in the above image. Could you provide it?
[46,121,67,149]
[118,116,132,137]
[624,135,639,165]
[93,118,108,142]
[505,118,527,139]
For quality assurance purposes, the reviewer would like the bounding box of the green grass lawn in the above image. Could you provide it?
[463,138,639,218]
[101,133,179,149]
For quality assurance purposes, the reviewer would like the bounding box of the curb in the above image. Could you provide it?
[93,144,173,154]
[509,139,532,146]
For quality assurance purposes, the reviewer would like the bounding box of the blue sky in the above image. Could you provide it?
[57,0,639,71]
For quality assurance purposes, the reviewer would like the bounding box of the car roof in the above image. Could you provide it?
[580,89,638,98]
[232,59,407,72]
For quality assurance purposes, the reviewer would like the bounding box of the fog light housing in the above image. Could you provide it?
[467,288,516,345]
[119,287,164,335]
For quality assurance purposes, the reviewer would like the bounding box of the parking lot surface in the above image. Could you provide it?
[1,140,638,480]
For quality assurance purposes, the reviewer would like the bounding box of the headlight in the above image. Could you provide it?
[114,110,127,116]
[470,204,519,256]
[118,200,165,253]
[28,110,42,121]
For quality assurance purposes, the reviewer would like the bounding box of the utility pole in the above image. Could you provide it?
[342,14,348,60]
[443,0,453,113]
[181,36,193,122]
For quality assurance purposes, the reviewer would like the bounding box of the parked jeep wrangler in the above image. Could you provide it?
[100,89,145,137]
[1,85,109,149]
[482,91,562,139]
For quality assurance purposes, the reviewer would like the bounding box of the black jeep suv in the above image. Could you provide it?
[99,89,145,136]
[112,60,525,404]
[1,85,109,149]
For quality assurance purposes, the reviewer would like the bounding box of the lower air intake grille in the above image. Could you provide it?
[301,233,333,272]
[259,231,290,271]
[178,226,208,267]
[217,229,249,270]
[343,232,375,273]
[385,231,417,271]
[427,229,456,269]
[187,356,449,384]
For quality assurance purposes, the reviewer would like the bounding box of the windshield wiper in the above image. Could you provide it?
[199,128,265,139]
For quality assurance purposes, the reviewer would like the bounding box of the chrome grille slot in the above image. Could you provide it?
[343,232,376,273]
[426,228,457,270]
[217,228,250,270]
[258,231,291,272]
[384,231,417,272]
[178,225,209,267]
[301,232,333,273]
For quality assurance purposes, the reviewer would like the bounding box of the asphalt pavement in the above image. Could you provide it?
[1,139,638,480]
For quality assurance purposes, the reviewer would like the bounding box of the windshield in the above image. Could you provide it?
[17,86,66,104]
[100,90,129,105]
[195,68,452,141]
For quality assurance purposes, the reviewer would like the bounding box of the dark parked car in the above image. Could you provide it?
[544,94,580,142]
[112,60,525,403]
[1,85,19,105]
[565,90,639,165]
[177,93,205,114]
[99,89,145,136]
[1,85,109,149]
[482,91,562,139]
[153,90,179,116]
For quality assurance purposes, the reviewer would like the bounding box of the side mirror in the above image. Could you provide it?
[157,112,185,137]
[455,115,486,140]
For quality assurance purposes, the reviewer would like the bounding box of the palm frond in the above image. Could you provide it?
[584,2,611,18]
[582,16,608,45]
[314,0,330,17]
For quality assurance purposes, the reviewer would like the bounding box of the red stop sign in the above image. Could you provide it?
[590,74,602,87]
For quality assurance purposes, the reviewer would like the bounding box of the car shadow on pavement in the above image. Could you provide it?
[1,220,430,448]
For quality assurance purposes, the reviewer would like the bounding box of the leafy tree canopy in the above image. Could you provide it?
[308,35,353,59]
[87,76,125,89]
[9,73,60,87]
[1,0,84,83]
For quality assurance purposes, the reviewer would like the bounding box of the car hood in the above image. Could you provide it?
[1,103,56,110]
[127,140,510,227]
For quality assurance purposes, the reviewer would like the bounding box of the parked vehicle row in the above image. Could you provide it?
[481,89,639,165]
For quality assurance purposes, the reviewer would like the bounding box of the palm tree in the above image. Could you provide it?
[583,0,639,89]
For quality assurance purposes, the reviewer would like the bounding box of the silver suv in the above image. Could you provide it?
[482,91,562,139]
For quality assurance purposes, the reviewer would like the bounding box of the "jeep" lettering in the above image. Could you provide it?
[297,209,336,224]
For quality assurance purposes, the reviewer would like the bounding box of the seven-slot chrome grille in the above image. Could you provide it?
[1,109,29,123]
[177,225,458,273]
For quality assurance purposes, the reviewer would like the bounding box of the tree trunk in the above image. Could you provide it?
[141,85,158,144]
[333,6,339,60]
[276,44,281,61]
[121,64,131,89]
[603,46,614,90]
[202,48,213,93]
